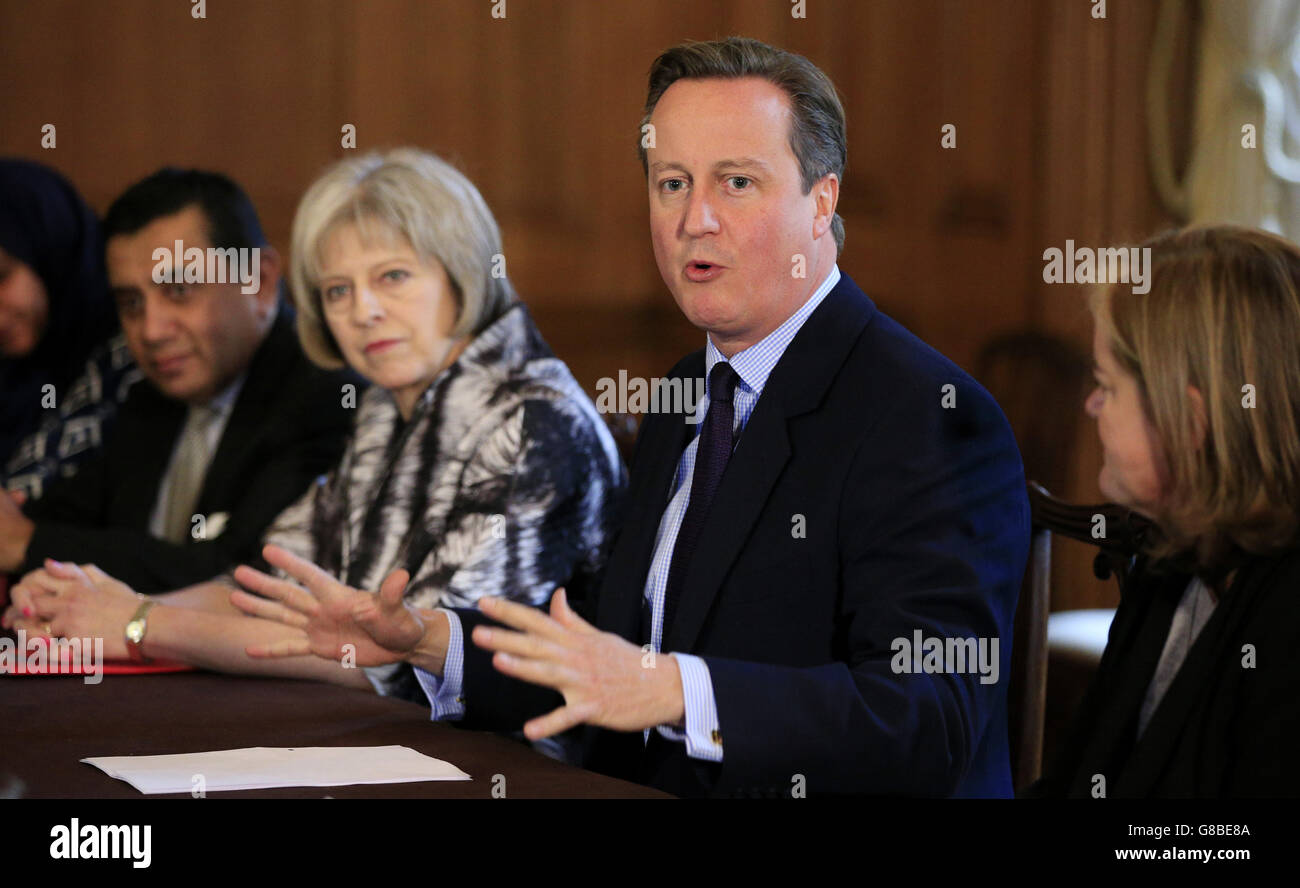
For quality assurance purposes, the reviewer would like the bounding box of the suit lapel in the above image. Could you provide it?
[1067,570,1184,795]
[663,275,875,654]
[117,387,185,527]
[596,359,700,639]
[1116,559,1271,795]
[662,399,790,653]
[195,309,295,514]
[588,397,697,785]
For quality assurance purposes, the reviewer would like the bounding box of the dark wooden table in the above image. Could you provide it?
[0,670,670,798]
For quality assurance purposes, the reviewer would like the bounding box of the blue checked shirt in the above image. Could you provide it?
[414,265,841,762]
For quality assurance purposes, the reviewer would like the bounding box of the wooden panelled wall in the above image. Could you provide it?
[0,0,1190,610]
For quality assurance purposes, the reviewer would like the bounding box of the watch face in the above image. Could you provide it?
[126,621,145,644]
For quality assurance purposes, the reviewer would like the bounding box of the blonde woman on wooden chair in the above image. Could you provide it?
[1035,224,1300,798]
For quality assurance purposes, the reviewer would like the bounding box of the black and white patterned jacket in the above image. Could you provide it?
[260,302,625,698]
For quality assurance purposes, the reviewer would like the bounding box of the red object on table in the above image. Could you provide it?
[0,633,194,675]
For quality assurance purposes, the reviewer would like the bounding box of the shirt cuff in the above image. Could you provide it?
[362,662,399,695]
[654,653,723,762]
[412,609,466,721]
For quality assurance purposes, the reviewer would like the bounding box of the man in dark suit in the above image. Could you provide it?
[0,169,357,593]
[234,37,1029,797]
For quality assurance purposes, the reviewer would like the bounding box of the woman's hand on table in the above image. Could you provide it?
[0,560,139,659]
[231,544,443,671]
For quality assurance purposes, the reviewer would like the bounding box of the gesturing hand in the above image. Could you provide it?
[230,544,425,668]
[472,590,686,741]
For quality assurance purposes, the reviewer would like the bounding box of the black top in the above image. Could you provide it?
[0,159,116,467]
[1033,546,1300,798]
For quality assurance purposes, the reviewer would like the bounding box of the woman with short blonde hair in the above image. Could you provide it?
[290,147,515,367]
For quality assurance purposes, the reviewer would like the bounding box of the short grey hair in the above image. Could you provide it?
[289,148,515,369]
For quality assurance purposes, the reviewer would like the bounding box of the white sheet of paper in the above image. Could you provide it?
[82,745,471,794]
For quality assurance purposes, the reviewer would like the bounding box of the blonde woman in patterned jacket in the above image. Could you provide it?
[5,149,626,706]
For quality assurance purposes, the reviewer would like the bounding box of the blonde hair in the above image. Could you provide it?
[1089,224,1300,579]
[289,148,515,368]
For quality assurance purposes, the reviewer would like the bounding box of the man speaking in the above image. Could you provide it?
[238,36,1030,798]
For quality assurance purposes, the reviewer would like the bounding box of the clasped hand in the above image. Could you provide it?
[1,559,140,658]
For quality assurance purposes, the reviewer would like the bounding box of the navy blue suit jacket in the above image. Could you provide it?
[453,273,1030,797]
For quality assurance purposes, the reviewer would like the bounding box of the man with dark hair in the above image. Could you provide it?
[102,167,269,256]
[237,37,1029,798]
[0,168,359,593]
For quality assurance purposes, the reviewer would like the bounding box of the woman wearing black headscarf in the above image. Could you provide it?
[0,159,138,500]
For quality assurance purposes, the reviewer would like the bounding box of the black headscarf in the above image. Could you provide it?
[0,159,115,465]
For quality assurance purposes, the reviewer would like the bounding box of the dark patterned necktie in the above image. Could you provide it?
[660,361,740,640]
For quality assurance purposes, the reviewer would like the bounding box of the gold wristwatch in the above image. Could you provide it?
[124,597,156,664]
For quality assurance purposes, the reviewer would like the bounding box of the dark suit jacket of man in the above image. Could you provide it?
[19,305,362,593]
[1032,547,1300,798]
[450,273,1030,798]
